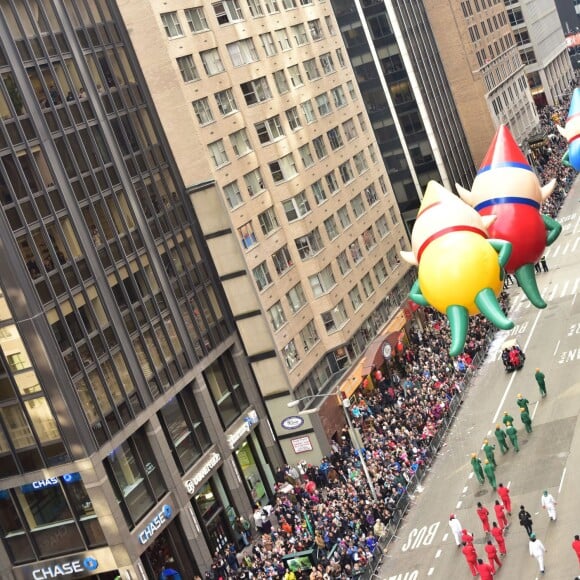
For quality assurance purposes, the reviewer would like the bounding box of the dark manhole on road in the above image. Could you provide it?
[475,489,488,498]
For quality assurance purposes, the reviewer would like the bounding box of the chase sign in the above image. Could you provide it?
[138,504,173,545]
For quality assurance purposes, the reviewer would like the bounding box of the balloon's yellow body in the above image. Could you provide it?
[419,231,503,315]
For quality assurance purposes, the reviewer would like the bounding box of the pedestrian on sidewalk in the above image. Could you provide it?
[484,459,497,491]
[471,453,485,484]
[462,542,479,577]
[535,368,547,397]
[572,534,580,566]
[497,483,512,515]
[494,500,508,530]
[516,393,530,413]
[477,502,491,534]
[502,411,514,427]
[483,439,497,467]
[529,533,547,574]
[506,423,519,452]
[449,514,463,547]
[476,558,494,580]
[518,505,534,536]
[541,490,557,521]
[491,522,507,556]
[494,424,509,454]
[540,255,549,272]
[520,407,533,433]
[485,540,502,572]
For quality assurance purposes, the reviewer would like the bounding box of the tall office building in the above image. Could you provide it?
[114,0,413,463]
[425,0,539,164]
[329,0,477,228]
[0,1,285,578]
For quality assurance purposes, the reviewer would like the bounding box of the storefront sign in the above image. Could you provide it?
[138,504,173,545]
[291,436,313,453]
[382,342,392,360]
[14,547,116,580]
[184,452,221,494]
[227,411,259,449]
[281,416,304,430]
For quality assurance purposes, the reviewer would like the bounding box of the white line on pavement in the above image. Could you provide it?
[573,236,580,252]
[428,567,434,576]
[507,480,511,489]
[531,400,539,421]
[559,467,567,493]
[435,549,442,559]
[462,486,468,494]
[468,472,474,479]
[548,282,559,301]
[493,309,543,423]
[442,533,448,542]
[553,340,560,356]
[456,501,462,509]
[561,280,569,297]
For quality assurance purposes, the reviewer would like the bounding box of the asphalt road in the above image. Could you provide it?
[379,180,580,580]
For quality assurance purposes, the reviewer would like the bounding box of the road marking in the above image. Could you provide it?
[547,282,559,301]
[507,480,511,489]
[456,501,462,509]
[573,236,580,252]
[553,339,560,356]
[487,430,491,436]
[468,472,474,479]
[552,244,561,257]
[442,533,448,542]
[493,309,543,423]
[559,467,567,493]
[428,567,434,576]
[531,400,539,420]
[462,486,468,494]
[435,549,442,559]
[561,280,569,297]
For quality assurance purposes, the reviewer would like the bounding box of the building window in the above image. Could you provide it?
[336,48,346,67]
[387,247,399,268]
[282,0,297,7]
[324,216,339,240]
[325,15,336,35]
[339,161,354,184]
[309,264,336,297]
[300,320,319,352]
[286,283,307,313]
[227,38,259,66]
[376,214,389,238]
[240,77,272,105]
[272,245,294,274]
[298,144,314,168]
[303,58,321,81]
[213,0,244,25]
[331,86,347,108]
[354,151,368,175]
[268,301,287,330]
[253,261,272,290]
[286,107,302,131]
[184,7,209,32]
[343,118,357,141]
[229,128,253,157]
[292,23,309,46]
[258,207,279,235]
[311,180,327,204]
[223,180,243,209]
[336,250,351,275]
[325,171,339,194]
[349,239,363,263]
[275,28,292,51]
[200,48,225,75]
[238,221,257,249]
[365,184,378,206]
[349,286,363,311]
[327,127,343,151]
[368,144,378,164]
[379,175,388,195]
[282,340,300,369]
[319,52,335,74]
[215,88,238,115]
[316,93,332,116]
[244,168,265,196]
[295,227,324,260]
[348,81,358,101]
[337,205,351,229]
[161,11,183,38]
[255,115,284,144]
[192,98,214,125]
[389,206,397,224]
[259,32,277,56]
[312,136,328,160]
[105,429,168,527]
[308,19,324,41]
[208,139,229,167]
[247,0,264,16]
[269,153,297,182]
[362,226,377,251]
[373,258,388,285]
[321,301,348,333]
[158,386,211,474]
[176,55,199,82]
[301,100,316,124]
[273,70,290,94]
[288,65,303,88]
[204,350,249,427]
[264,0,280,13]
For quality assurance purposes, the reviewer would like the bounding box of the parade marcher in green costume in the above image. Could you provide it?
[471,453,485,484]
[483,439,497,467]
[516,393,530,413]
[494,424,509,454]
[520,407,533,433]
[535,368,547,397]
[502,411,514,427]
[506,422,519,452]
[483,459,497,491]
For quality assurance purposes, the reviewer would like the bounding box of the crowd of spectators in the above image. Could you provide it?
[205,87,579,580]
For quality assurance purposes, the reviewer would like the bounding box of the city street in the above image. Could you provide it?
[379,180,580,580]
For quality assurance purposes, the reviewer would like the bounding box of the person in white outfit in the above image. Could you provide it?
[529,533,547,573]
[449,514,463,547]
[541,490,557,521]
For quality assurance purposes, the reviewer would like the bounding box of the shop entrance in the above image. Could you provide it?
[140,518,198,580]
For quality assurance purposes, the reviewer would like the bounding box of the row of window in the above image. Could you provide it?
[483,52,524,91]
[460,0,503,18]
[474,31,515,68]
[161,0,327,39]
[467,9,507,43]
[490,75,529,116]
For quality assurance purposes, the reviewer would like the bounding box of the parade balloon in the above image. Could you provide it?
[401,181,513,357]
[557,87,580,171]
[457,125,561,308]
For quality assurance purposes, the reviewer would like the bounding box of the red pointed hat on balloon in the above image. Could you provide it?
[457,124,561,309]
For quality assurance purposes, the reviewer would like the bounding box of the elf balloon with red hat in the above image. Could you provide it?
[457,125,562,308]
[557,87,580,170]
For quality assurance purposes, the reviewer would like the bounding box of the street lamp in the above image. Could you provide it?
[287,392,378,501]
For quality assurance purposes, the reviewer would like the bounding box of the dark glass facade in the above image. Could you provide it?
[0,0,278,577]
